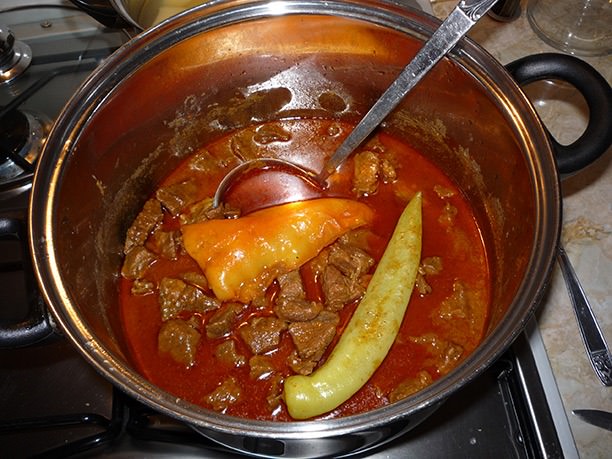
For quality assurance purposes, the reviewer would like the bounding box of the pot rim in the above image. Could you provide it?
[29,0,561,439]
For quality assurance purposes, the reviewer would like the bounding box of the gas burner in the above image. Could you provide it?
[0,108,51,198]
[0,24,32,84]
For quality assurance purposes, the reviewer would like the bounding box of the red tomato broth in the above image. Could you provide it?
[119,118,490,421]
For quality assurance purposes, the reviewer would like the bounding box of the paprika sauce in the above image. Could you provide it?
[119,118,490,421]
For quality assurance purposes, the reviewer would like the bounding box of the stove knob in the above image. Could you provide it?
[0,24,32,84]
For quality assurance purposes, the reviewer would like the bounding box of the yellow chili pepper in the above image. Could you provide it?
[283,192,422,419]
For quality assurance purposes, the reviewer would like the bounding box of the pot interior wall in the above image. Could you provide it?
[52,14,535,376]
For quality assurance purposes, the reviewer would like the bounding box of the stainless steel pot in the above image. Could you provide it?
[2,1,611,457]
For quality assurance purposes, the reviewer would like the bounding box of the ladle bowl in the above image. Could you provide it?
[212,0,499,213]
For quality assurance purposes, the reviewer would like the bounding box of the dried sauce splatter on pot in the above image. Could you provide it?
[118,118,490,421]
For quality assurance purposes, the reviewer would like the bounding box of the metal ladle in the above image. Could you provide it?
[212,0,499,210]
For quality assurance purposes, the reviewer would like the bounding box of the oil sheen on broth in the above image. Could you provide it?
[118,118,490,421]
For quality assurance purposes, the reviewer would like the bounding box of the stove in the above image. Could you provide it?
[0,2,566,458]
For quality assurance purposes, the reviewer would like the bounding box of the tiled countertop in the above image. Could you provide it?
[430,1,611,457]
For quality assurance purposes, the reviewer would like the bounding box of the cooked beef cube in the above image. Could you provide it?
[415,272,432,295]
[251,292,269,310]
[121,246,157,279]
[322,265,364,311]
[287,350,317,376]
[249,355,275,380]
[180,271,209,291]
[159,277,221,321]
[438,342,463,374]
[158,318,201,368]
[274,298,323,322]
[379,156,397,183]
[416,257,443,295]
[239,316,287,354]
[438,202,458,226]
[409,333,464,375]
[266,373,284,413]
[338,228,372,252]
[205,376,242,412]
[124,198,163,253]
[150,228,181,260]
[439,281,469,320]
[275,271,321,321]
[131,278,155,296]
[206,302,245,339]
[288,310,339,362]
[433,184,455,199]
[156,180,200,216]
[388,370,432,402]
[188,148,229,174]
[214,339,246,368]
[277,271,306,301]
[353,150,379,196]
[328,243,374,281]
[180,199,240,225]
[420,257,443,275]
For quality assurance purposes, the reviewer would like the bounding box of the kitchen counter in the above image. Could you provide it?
[430,1,612,457]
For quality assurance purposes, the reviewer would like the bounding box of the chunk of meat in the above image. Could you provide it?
[352,150,379,196]
[214,339,246,368]
[420,256,443,276]
[188,148,231,174]
[266,373,284,414]
[124,198,163,253]
[150,228,181,260]
[205,376,242,412]
[416,256,443,295]
[352,149,398,197]
[433,184,455,199]
[438,202,457,226]
[388,370,433,402]
[274,298,323,322]
[249,355,275,380]
[277,271,306,301]
[180,198,240,225]
[288,310,339,362]
[158,277,221,321]
[206,302,245,339]
[239,316,287,355]
[182,198,374,303]
[327,242,374,281]
[409,333,464,375]
[379,156,397,183]
[322,265,364,311]
[439,281,469,320]
[180,271,209,291]
[156,180,200,216]
[287,350,317,376]
[131,278,155,296]
[121,246,157,279]
[158,318,201,368]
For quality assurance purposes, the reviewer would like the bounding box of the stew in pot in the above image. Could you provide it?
[119,118,490,421]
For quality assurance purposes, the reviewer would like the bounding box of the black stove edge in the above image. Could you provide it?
[512,331,564,458]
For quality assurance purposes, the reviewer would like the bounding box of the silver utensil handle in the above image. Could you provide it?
[319,0,499,181]
[558,245,612,386]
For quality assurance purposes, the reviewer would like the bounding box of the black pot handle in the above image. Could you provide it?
[506,53,612,176]
[0,217,55,348]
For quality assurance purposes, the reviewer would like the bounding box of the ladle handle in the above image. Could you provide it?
[319,0,499,182]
